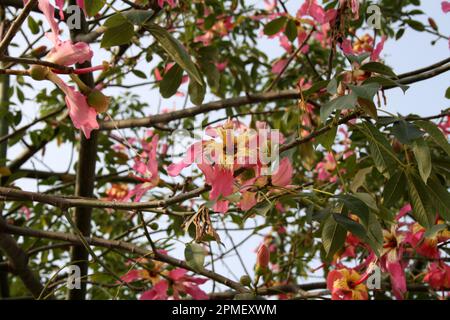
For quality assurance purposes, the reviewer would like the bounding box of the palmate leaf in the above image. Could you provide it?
[145,23,204,86]
[415,120,450,157]
[320,92,358,122]
[360,61,396,78]
[383,170,407,207]
[390,120,424,145]
[333,213,381,257]
[358,121,398,178]
[406,172,435,228]
[335,194,369,226]
[321,214,346,260]
[426,176,450,222]
[412,138,432,183]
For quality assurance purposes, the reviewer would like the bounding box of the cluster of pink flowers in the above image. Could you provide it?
[167,120,293,213]
[124,131,161,202]
[26,0,109,138]
[327,204,450,300]
[140,268,208,300]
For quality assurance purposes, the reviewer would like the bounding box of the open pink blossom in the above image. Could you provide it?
[28,0,108,139]
[140,268,208,300]
[371,36,386,61]
[168,120,286,213]
[125,133,160,202]
[297,0,326,24]
[442,1,450,13]
[424,262,450,290]
[47,73,99,138]
[381,226,407,299]
[327,268,368,300]
[45,40,93,66]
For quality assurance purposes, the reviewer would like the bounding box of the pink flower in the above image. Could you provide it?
[158,0,176,8]
[297,0,326,24]
[424,262,450,290]
[314,152,337,182]
[442,1,450,13]
[271,157,293,187]
[47,73,99,139]
[215,61,228,72]
[264,0,277,11]
[381,226,407,299]
[370,36,386,61]
[271,58,288,74]
[326,268,368,300]
[140,268,208,300]
[194,31,214,46]
[340,39,354,55]
[140,280,169,300]
[45,40,93,66]
[27,0,105,139]
[125,134,160,202]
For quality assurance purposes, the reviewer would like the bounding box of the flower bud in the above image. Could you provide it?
[428,18,438,31]
[87,89,110,113]
[31,45,47,58]
[256,244,270,270]
[30,65,49,81]
[150,222,159,230]
[239,275,252,287]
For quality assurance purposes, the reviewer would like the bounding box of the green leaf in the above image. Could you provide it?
[348,83,381,101]
[184,243,205,271]
[354,192,378,212]
[326,78,338,95]
[263,16,287,36]
[85,0,105,17]
[322,214,347,260]
[132,70,147,79]
[415,120,450,157]
[358,121,398,178]
[426,177,450,222]
[145,23,203,85]
[284,19,297,42]
[363,76,409,93]
[315,126,337,150]
[333,213,367,240]
[445,87,450,99]
[350,167,372,193]
[407,172,434,228]
[188,78,206,105]
[405,19,425,31]
[383,170,406,207]
[27,16,39,35]
[101,15,134,48]
[360,62,396,78]
[122,9,154,25]
[159,64,183,98]
[391,120,424,144]
[346,53,370,65]
[366,213,383,256]
[412,138,431,183]
[320,92,358,122]
[335,194,370,226]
